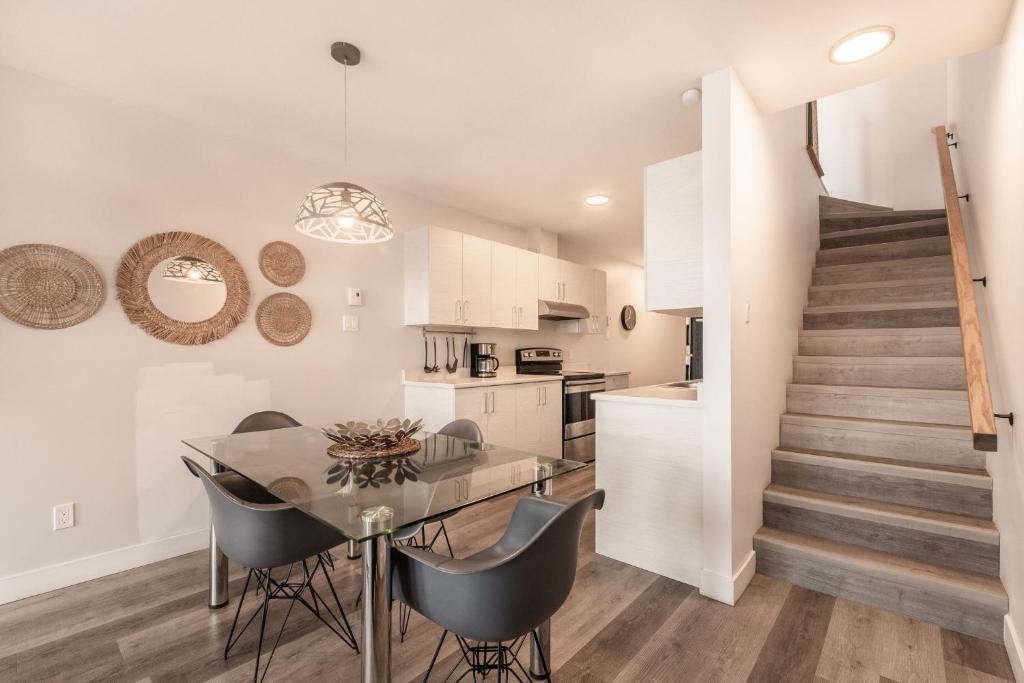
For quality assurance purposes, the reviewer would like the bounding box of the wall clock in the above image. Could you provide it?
[620,305,637,331]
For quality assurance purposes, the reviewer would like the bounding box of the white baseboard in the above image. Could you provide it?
[700,550,756,606]
[0,528,208,606]
[1007,614,1024,683]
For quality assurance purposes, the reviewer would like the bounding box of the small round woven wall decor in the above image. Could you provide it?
[258,241,305,287]
[256,292,311,346]
[0,243,104,330]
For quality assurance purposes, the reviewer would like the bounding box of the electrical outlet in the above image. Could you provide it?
[53,502,74,530]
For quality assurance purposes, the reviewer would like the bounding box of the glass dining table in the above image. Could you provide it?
[183,425,586,683]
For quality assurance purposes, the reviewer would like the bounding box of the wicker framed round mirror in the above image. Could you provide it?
[116,231,250,345]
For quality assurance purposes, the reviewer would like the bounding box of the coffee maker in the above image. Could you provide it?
[470,342,500,378]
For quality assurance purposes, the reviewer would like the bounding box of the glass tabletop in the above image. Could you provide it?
[183,426,587,542]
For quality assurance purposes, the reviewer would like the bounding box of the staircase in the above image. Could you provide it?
[754,197,1008,642]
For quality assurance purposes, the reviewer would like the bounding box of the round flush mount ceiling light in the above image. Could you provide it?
[584,195,610,206]
[829,26,895,64]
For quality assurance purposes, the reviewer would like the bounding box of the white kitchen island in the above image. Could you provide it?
[593,384,703,587]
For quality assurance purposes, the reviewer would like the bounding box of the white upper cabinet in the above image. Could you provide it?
[591,268,607,334]
[644,151,702,313]
[514,248,539,330]
[538,254,561,302]
[403,226,463,326]
[491,241,517,329]
[461,234,492,327]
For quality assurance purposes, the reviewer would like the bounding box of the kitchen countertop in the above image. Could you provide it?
[402,370,563,389]
[593,384,700,407]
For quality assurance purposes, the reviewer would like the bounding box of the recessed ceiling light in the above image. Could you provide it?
[584,195,610,206]
[829,26,895,64]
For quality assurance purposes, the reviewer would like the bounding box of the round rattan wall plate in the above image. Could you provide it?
[256,292,311,346]
[116,231,250,345]
[258,241,305,287]
[0,243,105,330]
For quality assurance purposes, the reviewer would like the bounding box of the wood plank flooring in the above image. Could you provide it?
[0,468,1014,682]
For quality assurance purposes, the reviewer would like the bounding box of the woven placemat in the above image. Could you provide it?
[256,292,311,346]
[0,243,104,329]
[327,438,422,460]
[258,241,305,287]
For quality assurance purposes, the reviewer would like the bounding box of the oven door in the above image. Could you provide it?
[563,379,605,439]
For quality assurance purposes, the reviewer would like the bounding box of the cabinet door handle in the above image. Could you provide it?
[514,304,518,327]
[542,386,547,406]
[537,387,541,408]
[463,299,470,322]
[518,306,523,326]
[456,300,462,323]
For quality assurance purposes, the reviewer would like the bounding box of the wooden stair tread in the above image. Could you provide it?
[772,447,991,483]
[799,327,962,337]
[764,484,997,543]
[808,277,955,292]
[788,383,967,400]
[754,527,1006,604]
[793,355,963,365]
[805,301,958,314]
[781,413,973,440]
[813,255,952,273]
[819,217,948,241]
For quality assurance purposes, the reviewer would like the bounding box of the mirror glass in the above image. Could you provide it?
[147,255,227,322]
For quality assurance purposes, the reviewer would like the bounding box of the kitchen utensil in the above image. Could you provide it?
[432,336,440,373]
[446,336,458,373]
[424,337,433,373]
[462,337,469,367]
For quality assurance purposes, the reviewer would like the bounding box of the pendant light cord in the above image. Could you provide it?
[343,62,349,167]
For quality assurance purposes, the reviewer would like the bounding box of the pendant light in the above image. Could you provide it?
[163,256,223,284]
[294,42,394,244]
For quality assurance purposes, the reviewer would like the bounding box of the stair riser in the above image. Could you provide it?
[817,238,951,267]
[779,423,983,469]
[808,282,957,307]
[804,307,959,330]
[813,260,954,286]
[799,333,963,357]
[792,361,965,390]
[820,223,948,250]
[820,212,946,233]
[754,542,1004,641]
[787,389,970,425]
[763,503,998,576]
[771,459,992,519]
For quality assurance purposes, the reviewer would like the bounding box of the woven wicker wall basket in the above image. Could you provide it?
[258,241,305,287]
[0,243,105,330]
[116,231,250,345]
[256,292,311,346]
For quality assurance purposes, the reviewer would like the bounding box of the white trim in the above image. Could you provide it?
[0,528,208,605]
[700,550,756,605]
[1006,614,1024,683]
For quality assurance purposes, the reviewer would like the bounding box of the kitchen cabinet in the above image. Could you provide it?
[460,234,492,327]
[514,248,539,330]
[557,267,608,335]
[492,244,539,330]
[604,372,630,391]
[539,255,590,308]
[405,379,563,455]
[644,151,702,314]
[539,254,561,302]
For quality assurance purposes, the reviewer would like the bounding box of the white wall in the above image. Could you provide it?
[0,64,682,600]
[818,62,947,209]
[700,67,821,603]
[946,3,1024,675]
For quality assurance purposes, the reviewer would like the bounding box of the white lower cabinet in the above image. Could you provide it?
[406,380,563,456]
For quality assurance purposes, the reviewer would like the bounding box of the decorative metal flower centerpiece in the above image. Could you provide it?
[322,418,423,460]
[326,457,422,489]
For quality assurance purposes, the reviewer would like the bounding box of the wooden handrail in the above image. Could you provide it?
[932,125,997,451]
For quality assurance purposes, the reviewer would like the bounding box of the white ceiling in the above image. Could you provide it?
[0,1,1010,262]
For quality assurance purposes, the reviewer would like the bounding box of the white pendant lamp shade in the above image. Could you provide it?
[294,182,394,243]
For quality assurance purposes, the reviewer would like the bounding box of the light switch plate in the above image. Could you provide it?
[347,288,363,306]
[342,315,359,332]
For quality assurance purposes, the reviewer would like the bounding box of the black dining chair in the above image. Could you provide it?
[391,418,482,641]
[182,456,358,683]
[393,489,605,682]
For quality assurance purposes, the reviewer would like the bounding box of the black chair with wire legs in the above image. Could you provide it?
[393,489,605,682]
[389,418,482,641]
[182,456,358,683]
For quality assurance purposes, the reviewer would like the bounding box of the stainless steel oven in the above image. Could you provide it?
[562,375,604,462]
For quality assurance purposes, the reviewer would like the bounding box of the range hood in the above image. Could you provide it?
[538,300,590,321]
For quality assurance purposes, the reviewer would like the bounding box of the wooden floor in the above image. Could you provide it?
[0,468,1014,682]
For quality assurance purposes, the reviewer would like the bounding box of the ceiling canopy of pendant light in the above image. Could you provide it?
[294,42,394,244]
